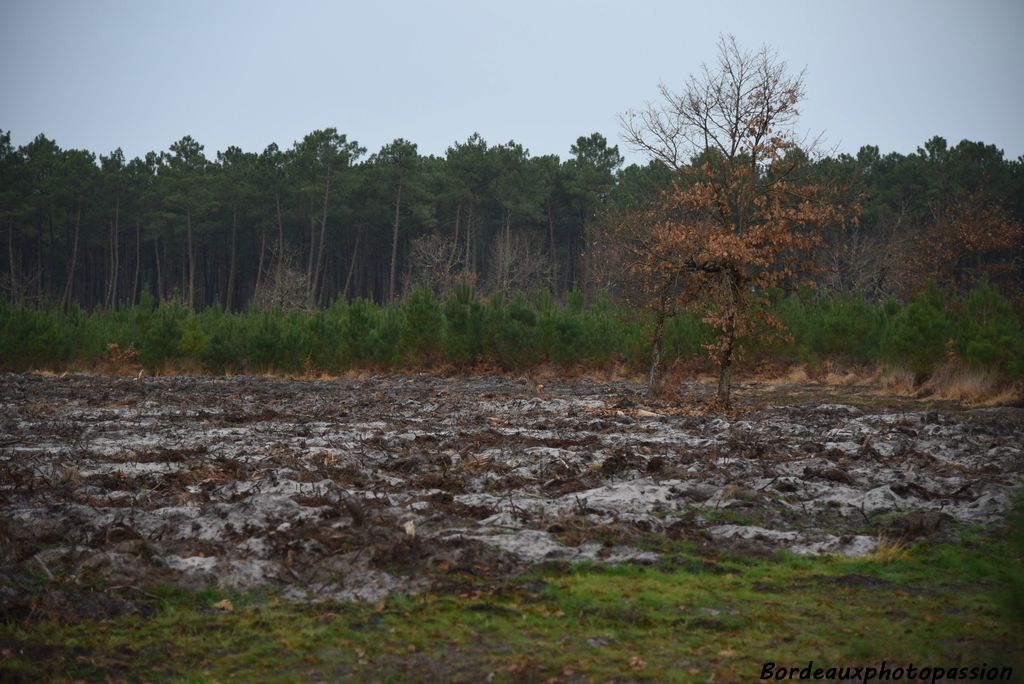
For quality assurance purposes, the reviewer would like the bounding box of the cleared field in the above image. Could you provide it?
[1,373,1022,681]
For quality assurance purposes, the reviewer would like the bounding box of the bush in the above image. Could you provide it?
[442,279,483,366]
[178,315,210,359]
[305,306,346,372]
[200,310,243,374]
[139,302,187,370]
[662,309,714,362]
[481,292,542,369]
[402,286,443,365]
[820,295,889,362]
[342,298,376,367]
[957,280,1024,379]
[245,311,284,371]
[882,286,955,380]
[0,304,69,370]
[545,313,585,366]
[368,305,402,367]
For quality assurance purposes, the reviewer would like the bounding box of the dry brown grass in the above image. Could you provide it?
[763,365,811,384]
[879,367,918,396]
[874,361,1021,406]
[573,362,643,384]
[31,369,66,377]
[756,361,873,388]
[869,534,911,564]
[822,360,866,386]
[923,361,1021,406]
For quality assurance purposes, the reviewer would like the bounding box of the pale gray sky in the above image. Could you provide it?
[1,0,1022,164]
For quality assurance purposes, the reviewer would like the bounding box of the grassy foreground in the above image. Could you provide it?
[3,527,1022,683]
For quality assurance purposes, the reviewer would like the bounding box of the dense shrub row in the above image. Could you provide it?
[1,282,1021,381]
[773,281,1024,380]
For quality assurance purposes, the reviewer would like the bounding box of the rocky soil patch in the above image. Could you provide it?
[2,372,1021,617]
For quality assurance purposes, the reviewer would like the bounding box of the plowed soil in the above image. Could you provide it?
[2,372,1021,618]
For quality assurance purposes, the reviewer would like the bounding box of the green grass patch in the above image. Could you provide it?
[3,531,1022,683]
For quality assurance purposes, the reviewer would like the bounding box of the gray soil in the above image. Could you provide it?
[1,372,1021,618]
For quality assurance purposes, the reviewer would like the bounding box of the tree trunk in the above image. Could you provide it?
[500,209,514,296]
[154,238,163,303]
[106,195,120,308]
[446,203,461,275]
[225,210,237,311]
[388,180,403,301]
[36,225,44,302]
[61,208,81,311]
[646,293,669,396]
[343,228,360,300]
[716,338,734,407]
[715,272,739,407]
[275,194,284,254]
[581,232,592,305]
[7,219,18,304]
[547,203,557,290]
[133,219,141,305]
[465,205,473,273]
[306,210,316,299]
[311,165,333,307]
[274,192,284,276]
[255,229,267,300]
[186,206,195,311]
[105,220,114,307]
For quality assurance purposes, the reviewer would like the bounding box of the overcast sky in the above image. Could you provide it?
[2,0,1022,165]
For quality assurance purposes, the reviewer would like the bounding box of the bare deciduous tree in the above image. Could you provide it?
[821,205,916,302]
[488,230,553,298]
[617,35,857,406]
[409,233,466,298]
[251,246,310,311]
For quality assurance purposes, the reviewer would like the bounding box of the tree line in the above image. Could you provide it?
[0,126,1020,316]
[0,129,633,311]
[3,34,1024,408]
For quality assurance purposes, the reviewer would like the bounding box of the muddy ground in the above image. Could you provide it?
[1,372,1021,619]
